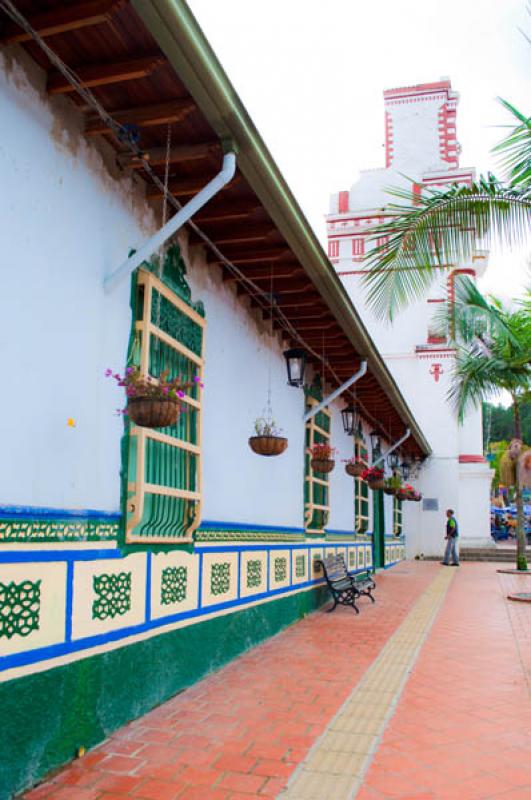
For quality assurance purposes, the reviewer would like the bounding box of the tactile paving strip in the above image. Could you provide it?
[279,568,455,800]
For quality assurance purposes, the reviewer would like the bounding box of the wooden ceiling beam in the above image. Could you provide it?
[118,141,219,169]
[1,0,125,44]
[85,99,195,135]
[147,174,241,198]
[48,55,165,95]
[207,226,276,246]
[214,248,289,265]
[223,265,300,283]
[194,202,260,223]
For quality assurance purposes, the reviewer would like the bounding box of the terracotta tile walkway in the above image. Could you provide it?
[24,563,531,800]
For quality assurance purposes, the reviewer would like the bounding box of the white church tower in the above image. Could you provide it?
[327,80,493,557]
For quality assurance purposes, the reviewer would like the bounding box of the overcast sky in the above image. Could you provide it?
[188,0,529,300]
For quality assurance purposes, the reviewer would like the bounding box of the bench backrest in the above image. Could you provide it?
[321,553,349,581]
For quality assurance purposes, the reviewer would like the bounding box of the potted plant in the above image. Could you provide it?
[107,367,199,428]
[410,490,422,502]
[343,456,366,478]
[396,483,415,501]
[361,466,385,490]
[310,443,337,473]
[383,473,402,496]
[249,417,288,457]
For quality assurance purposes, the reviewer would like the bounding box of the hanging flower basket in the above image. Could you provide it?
[344,460,365,478]
[106,366,202,429]
[383,486,397,496]
[128,396,180,428]
[249,416,287,457]
[311,458,335,473]
[361,467,385,491]
[248,435,288,457]
[310,443,337,474]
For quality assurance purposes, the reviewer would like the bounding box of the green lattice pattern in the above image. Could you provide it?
[246,559,262,589]
[0,520,118,543]
[151,290,203,356]
[0,580,41,639]
[160,566,187,605]
[349,550,356,567]
[295,555,306,578]
[274,557,287,582]
[211,563,230,596]
[92,572,132,620]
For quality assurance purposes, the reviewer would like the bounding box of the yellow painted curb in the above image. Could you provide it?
[280,568,454,799]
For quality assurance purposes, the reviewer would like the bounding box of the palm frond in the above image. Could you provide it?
[362,179,531,320]
[492,99,531,188]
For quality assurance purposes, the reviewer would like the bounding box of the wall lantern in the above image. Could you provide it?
[387,452,400,470]
[283,348,307,388]
[341,404,359,436]
[400,458,411,480]
[370,430,381,454]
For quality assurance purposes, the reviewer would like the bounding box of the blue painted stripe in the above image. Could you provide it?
[64,561,74,643]
[145,552,152,623]
[0,506,121,520]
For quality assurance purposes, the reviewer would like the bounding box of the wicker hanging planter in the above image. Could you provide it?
[127,396,181,428]
[367,478,385,491]
[383,486,397,496]
[345,462,365,478]
[249,435,288,457]
[311,458,335,474]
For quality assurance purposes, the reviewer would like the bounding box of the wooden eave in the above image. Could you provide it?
[3,0,431,458]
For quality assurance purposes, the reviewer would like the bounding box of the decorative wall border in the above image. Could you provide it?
[0,540,387,678]
[0,507,120,543]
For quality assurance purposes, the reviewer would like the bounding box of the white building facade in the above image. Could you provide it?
[327,80,493,557]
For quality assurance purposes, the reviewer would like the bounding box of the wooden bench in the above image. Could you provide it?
[317,553,376,614]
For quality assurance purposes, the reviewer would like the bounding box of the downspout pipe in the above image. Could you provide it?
[104,151,237,293]
[373,428,411,468]
[304,361,368,423]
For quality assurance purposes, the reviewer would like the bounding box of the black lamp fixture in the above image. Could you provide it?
[283,348,307,388]
[370,429,381,455]
[387,451,400,470]
[400,456,412,481]
[341,404,359,436]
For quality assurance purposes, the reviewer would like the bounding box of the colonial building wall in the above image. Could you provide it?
[0,48,406,799]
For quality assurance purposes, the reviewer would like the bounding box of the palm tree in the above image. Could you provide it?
[437,278,531,569]
[362,98,531,569]
[362,100,531,321]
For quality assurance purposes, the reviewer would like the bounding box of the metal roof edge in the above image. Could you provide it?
[131,0,431,457]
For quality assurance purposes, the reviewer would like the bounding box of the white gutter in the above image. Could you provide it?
[373,428,411,468]
[104,151,237,293]
[303,361,368,422]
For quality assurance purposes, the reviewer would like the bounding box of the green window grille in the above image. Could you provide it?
[304,382,331,535]
[393,496,403,536]
[124,247,205,546]
[354,440,369,534]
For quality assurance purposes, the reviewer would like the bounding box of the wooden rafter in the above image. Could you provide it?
[119,141,219,168]
[147,173,241,198]
[85,99,195,135]
[48,55,165,94]
[1,0,125,44]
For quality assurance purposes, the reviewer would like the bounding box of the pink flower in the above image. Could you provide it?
[162,386,170,395]
[105,368,113,377]
[193,376,201,383]
[177,390,185,398]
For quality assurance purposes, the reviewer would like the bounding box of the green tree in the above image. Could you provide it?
[443,281,531,568]
[484,401,531,446]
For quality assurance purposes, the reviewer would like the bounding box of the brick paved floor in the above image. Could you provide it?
[24,563,531,800]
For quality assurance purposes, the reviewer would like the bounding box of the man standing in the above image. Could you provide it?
[442,509,459,566]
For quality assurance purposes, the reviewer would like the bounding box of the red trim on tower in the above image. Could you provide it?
[338,191,349,213]
[459,455,486,464]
